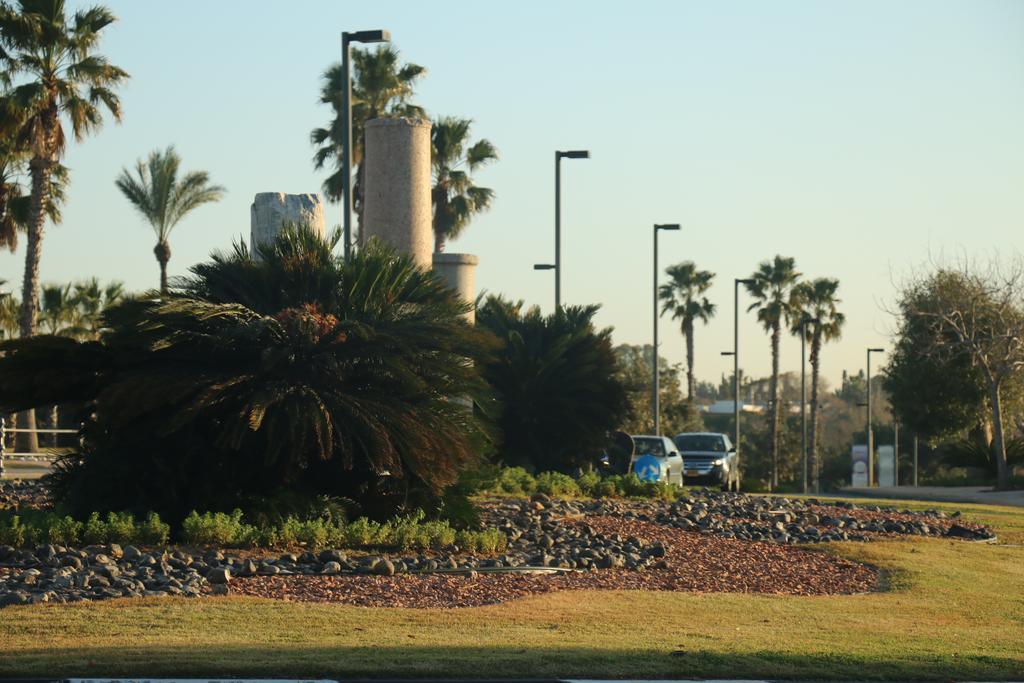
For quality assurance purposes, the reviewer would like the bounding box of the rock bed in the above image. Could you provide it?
[0,478,49,510]
[0,487,995,608]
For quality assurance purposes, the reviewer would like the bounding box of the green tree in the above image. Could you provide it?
[792,277,845,492]
[0,0,126,453]
[115,146,224,293]
[430,116,497,253]
[477,296,629,473]
[312,46,425,246]
[0,227,491,520]
[744,255,801,490]
[891,263,1024,489]
[70,277,123,338]
[39,282,77,335]
[659,261,715,402]
[614,343,701,438]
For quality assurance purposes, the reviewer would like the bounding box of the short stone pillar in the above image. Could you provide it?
[432,253,479,323]
[250,192,325,251]
[362,118,432,269]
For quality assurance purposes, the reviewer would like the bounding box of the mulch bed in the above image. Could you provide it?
[227,516,878,608]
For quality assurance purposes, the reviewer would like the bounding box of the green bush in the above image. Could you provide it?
[0,515,27,546]
[181,509,256,546]
[495,466,537,495]
[535,471,581,497]
[45,515,83,545]
[455,528,508,554]
[576,470,602,496]
[138,512,171,545]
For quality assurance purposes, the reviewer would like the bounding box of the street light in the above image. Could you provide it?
[732,278,756,465]
[554,150,589,311]
[341,29,391,264]
[799,315,820,494]
[866,347,885,486]
[652,223,680,435]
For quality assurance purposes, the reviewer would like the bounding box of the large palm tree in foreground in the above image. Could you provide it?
[430,116,497,253]
[312,46,425,247]
[0,227,491,520]
[115,146,224,292]
[659,261,716,402]
[745,255,801,490]
[792,277,845,493]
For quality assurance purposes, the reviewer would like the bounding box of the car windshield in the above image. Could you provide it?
[675,434,726,452]
[633,437,666,457]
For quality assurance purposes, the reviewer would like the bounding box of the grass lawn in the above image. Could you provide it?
[1,496,1023,680]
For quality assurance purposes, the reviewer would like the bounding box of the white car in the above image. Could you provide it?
[628,434,684,486]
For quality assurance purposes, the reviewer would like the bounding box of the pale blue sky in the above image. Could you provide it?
[1,0,1022,389]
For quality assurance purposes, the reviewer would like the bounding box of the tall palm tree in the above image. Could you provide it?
[115,146,224,293]
[430,116,497,253]
[311,46,425,247]
[659,262,716,402]
[0,0,128,336]
[792,278,844,493]
[0,0,127,454]
[744,255,801,490]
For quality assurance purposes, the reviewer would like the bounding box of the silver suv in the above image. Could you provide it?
[673,432,739,491]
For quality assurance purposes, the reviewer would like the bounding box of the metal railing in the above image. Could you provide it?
[0,416,78,477]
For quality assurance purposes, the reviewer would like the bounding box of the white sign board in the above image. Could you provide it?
[851,444,869,487]
[877,444,896,487]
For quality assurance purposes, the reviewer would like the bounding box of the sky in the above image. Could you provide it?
[1,0,1022,391]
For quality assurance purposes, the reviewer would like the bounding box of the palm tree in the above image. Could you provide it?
[659,262,716,402]
[71,277,123,338]
[430,116,497,253]
[792,278,844,493]
[311,46,425,246]
[114,146,224,293]
[0,0,127,336]
[0,0,127,454]
[0,227,491,520]
[744,255,801,490]
[477,296,629,473]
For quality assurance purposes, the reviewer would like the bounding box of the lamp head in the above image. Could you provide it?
[558,150,590,159]
[869,347,885,353]
[655,223,681,231]
[533,264,556,271]
[345,29,390,43]
[736,278,756,285]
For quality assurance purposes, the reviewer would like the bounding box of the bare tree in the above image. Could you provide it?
[899,257,1024,489]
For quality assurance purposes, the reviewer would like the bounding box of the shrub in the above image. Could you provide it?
[45,515,83,546]
[138,512,171,545]
[576,470,602,496]
[345,517,385,547]
[534,471,580,497]
[495,466,536,495]
[181,509,255,546]
[0,515,27,547]
[82,512,108,545]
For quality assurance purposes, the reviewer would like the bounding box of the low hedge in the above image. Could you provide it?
[467,465,686,501]
[0,508,506,554]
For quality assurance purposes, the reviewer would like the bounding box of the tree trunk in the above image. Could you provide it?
[768,322,781,490]
[809,333,822,493]
[988,381,1011,490]
[154,241,171,294]
[50,405,59,448]
[684,318,695,402]
[16,150,55,454]
[434,231,445,254]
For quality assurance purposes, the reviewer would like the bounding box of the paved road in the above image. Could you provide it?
[839,485,1024,508]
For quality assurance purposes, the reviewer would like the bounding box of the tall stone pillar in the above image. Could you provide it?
[250,193,325,252]
[362,118,432,269]
[432,253,480,323]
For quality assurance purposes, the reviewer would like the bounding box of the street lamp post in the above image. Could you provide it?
[554,150,589,311]
[341,29,391,264]
[733,278,755,463]
[533,263,556,311]
[799,316,819,495]
[652,223,680,435]
[866,347,885,487]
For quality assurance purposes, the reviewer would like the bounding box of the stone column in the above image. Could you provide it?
[250,193,325,252]
[362,118,432,269]
[432,253,480,323]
